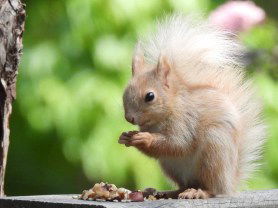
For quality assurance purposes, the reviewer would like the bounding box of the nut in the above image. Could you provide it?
[81,189,95,200]
[147,195,157,200]
[118,188,131,200]
[92,183,110,198]
[128,191,144,202]
[143,187,157,198]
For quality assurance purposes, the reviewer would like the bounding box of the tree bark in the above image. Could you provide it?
[0,0,25,196]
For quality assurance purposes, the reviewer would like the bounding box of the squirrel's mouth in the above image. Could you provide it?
[138,120,151,127]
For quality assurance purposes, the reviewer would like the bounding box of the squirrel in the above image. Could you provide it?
[118,14,266,199]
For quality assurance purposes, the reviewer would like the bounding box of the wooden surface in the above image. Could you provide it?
[0,189,277,208]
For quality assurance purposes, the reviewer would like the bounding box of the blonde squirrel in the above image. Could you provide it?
[118,14,266,199]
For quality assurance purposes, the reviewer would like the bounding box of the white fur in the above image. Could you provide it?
[159,155,199,187]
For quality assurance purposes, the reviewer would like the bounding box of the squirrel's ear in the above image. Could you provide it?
[132,44,144,76]
[156,55,171,88]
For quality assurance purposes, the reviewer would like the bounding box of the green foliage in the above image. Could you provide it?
[5,0,278,195]
[247,73,278,189]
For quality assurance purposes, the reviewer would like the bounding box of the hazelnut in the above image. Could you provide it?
[129,191,144,202]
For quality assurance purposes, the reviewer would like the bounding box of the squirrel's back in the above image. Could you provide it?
[135,14,266,185]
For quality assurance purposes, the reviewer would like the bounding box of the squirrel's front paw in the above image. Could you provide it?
[118,131,154,148]
[118,131,139,146]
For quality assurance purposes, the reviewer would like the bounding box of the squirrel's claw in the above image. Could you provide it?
[178,188,212,199]
[118,131,140,146]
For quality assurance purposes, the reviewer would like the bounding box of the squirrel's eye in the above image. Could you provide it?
[145,92,155,102]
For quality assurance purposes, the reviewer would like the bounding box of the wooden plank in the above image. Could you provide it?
[0,189,277,208]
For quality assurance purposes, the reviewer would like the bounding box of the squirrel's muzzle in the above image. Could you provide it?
[125,114,135,125]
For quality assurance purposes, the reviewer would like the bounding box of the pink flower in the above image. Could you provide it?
[209,1,266,32]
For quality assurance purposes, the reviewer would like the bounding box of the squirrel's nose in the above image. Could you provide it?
[125,115,135,125]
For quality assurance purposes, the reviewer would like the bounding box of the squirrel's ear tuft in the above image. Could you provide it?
[132,44,145,76]
[156,55,171,88]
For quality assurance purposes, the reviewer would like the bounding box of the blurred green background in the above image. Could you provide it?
[5,0,278,195]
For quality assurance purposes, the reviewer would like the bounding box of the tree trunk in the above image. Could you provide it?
[0,0,25,196]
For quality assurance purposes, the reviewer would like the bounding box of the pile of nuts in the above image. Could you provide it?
[79,182,146,202]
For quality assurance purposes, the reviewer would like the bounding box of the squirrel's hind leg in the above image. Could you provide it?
[198,127,238,196]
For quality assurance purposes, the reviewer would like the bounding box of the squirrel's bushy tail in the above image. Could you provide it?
[234,80,266,183]
[136,14,266,185]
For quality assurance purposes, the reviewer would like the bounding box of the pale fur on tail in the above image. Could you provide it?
[135,14,266,185]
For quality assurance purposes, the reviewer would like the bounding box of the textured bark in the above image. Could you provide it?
[0,0,25,196]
